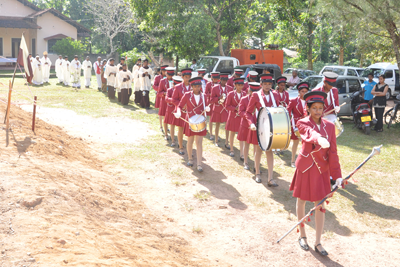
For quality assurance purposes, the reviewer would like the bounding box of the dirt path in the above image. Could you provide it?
[3,103,400,267]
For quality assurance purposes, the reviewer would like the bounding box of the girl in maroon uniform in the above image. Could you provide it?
[210,73,233,148]
[275,76,290,107]
[225,77,246,157]
[164,76,183,147]
[237,79,256,170]
[246,74,279,185]
[286,82,309,167]
[171,69,192,155]
[290,91,343,256]
[157,67,175,140]
[205,72,220,140]
[174,77,210,172]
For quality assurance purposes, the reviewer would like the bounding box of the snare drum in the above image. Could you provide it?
[333,118,344,137]
[257,107,291,151]
[189,114,207,132]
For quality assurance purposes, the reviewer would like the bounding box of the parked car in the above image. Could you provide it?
[288,75,323,99]
[192,56,240,80]
[362,62,400,99]
[319,65,365,77]
[283,68,316,80]
[235,64,282,82]
[313,76,366,116]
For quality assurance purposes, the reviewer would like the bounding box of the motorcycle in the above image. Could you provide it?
[350,87,375,135]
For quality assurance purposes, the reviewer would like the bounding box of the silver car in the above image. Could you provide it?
[289,76,366,116]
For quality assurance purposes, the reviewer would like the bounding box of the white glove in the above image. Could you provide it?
[205,106,210,112]
[333,178,343,189]
[250,123,257,131]
[317,136,330,149]
[334,106,340,113]
[174,109,181,119]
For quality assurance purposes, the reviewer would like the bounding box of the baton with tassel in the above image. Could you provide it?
[276,145,382,244]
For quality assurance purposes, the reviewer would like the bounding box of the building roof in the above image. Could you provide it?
[0,16,41,29]
[26,8,91,34]
[44,34,73,41]
[16,0,42,12]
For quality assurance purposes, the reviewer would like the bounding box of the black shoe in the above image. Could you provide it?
[187,161,194,167]
[255,175,262,183]
[225,144,230,150]
[298,237,309,251]
[240,156,244,161]
[314,244,328,256]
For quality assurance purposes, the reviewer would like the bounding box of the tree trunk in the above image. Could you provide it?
[339,45,344,66]
[216,24,225,56]
[175,55,179,72]
[307,23,313,70]
[147,51,160,67]
[238,39,244,49]
[224,36,232,56]
[359,53,363,68]
[385,19,400,71]
[159,53,163,65]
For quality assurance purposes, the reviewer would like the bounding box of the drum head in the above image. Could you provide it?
[189,114,206,124]
[257,107,272,151]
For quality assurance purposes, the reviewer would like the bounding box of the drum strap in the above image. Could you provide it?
[330,90,337,114]
[201,92,206,111]
[291,112,296,130]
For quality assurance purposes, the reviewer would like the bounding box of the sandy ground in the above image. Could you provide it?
[2,103,400,267]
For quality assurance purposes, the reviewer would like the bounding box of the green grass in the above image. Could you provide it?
[2,76,400,238]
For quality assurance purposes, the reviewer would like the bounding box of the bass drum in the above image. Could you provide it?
[257,107,291,151]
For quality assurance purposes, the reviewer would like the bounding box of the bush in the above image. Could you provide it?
[51,38,86,61]
[121,48,150,70]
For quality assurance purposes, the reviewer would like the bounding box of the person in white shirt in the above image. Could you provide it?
[41,51,52,83]
[82,56,92,88]
[119,64,133,105]
[190,59,197,69]
[132,59,142,104]
[139,59,153,108]
[93,56,102,91]
[55,55,64,84]
[104,58,118,99]
[116,57,125,70]
[287,69,301,90]
[62,56,71,86]
[32,55,43,85]
[70,55,82,89]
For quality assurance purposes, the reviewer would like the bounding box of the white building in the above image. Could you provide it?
[0,0,90,64]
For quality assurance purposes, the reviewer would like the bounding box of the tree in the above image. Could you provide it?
[327,0,400,70]
[131,0,216,69]
[51,38,86,60]
[85,0,135,56]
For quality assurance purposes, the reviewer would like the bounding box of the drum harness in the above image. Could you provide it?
[256,90,277,118]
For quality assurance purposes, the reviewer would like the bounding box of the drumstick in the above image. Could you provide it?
[324,103,346,116]
[178,116,190,124]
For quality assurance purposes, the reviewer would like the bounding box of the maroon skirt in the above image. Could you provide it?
[172,111,187,128]
[207,103,214,117]
[210,104,228,123]
[155,95,161,108]
[237,118,249,142]
[158,97,167,116]
[246,128,258,145]
[225,111,241,132]
[290,165,332,202]
[164,104,176,125]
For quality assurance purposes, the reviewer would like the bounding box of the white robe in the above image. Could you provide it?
[93,61,102,89]
[105,65,118,87]
[119,70,133,90]
[41,56,52,82]
[82,60,92,87]
[32,59,43,85]
[55,58,64,82]
[138,66,153,92]
[132,64,141,92]
[63,60,71,85]
[70,59,82,87]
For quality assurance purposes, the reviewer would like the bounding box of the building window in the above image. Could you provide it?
[32,39,36,57]
[48,39,60,54]
[0,38,3,56]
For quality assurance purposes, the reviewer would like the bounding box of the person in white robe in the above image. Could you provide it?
[115,66,123,102]
[62,56,71,86]
[55,55,64,83]
[70,55,82,88]
[104,58,118,99]
[132,59,142,104]
[138,59,153,108]
[82,56,92,88]
[41,51,52,83]
[93,56,102,90]
[32,55,43,85]
[119,64,133,105]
